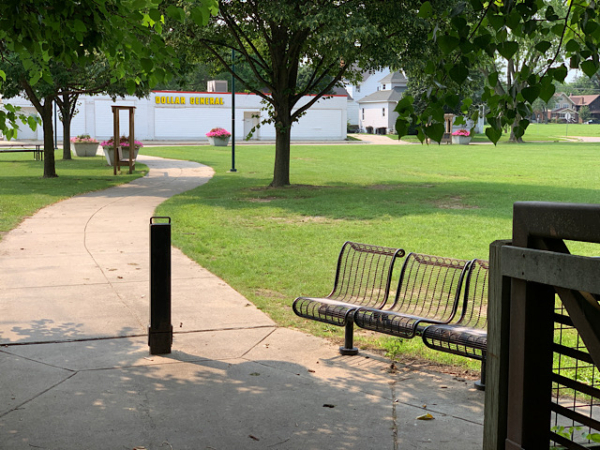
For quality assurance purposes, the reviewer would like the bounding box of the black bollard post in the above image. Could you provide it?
[149,216,173,354]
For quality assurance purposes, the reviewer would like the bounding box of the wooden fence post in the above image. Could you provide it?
[483,239,512,450]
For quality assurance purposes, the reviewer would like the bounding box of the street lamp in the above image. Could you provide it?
[230,49,237,173]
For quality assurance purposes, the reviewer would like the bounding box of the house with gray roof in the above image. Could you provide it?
[357,71,408,134]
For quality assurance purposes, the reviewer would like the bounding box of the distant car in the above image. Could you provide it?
[585,119,600,124]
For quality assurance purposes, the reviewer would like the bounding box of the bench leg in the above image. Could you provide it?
[474,358,486,391]
[339,320,359,356]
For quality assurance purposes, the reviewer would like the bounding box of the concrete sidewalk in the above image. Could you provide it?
[0,155,484,450]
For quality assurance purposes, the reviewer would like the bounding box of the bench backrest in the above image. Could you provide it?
[328,241,405,309]
[454,259,489,330]
[389,253,470,322]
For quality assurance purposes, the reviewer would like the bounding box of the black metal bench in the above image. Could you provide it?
[0,144,43,161]
[352,253,471,339]
[292,241,405,355]
[293,244,491,389]
[421,259,489,389]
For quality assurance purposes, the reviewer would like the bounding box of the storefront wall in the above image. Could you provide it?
[6,91,347,141]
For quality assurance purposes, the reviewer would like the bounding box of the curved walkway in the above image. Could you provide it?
[0,156,483,449]
[350,133,414,145]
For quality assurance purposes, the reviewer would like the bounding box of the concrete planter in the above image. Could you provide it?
[72,142,99,157]
[102,146,140,166]
[451,135,471,145]
[208,136,230,146]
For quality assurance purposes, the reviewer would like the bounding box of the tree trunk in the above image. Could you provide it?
[62,113,72,160]
[271,114,292,187]
[509,119,524,143]
[40,101,57,178]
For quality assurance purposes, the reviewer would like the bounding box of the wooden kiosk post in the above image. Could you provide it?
[111,105,136,175]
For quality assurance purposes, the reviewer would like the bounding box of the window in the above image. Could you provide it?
[382,84,386,90]
[382,108,386,117]
[356,85,361,93]
[362,108,365,120]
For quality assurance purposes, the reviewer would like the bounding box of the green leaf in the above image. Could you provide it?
[424,60,436,75]
[565,38,580,53]
[395,118,409,138]
[521,85,540,103]
[141,58,154,72]
[126,79,137,95]
[535,41,551,53]
[0,69,5,82]
[581,60,598,77]
[539,83,556,103]
[488,15,504,31]
[425,122,445,144]
[449,64,469,85]
[445,94,460,109]
[553,65,568,82]
[450,2,467,17]
[418,2,433,18]
[166,5,184,22]
[394,95,414,116]
[473,34,492,49]
[485,126,502,145]
[497,41,519,60]
[438,35,460,54]
[191,6,208,26]
[488,71,499,87]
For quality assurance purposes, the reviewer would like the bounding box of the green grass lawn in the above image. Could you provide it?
[0,151,147,235]
[3,142,599,374]
[141,141,600,371]
[392,123,600,143]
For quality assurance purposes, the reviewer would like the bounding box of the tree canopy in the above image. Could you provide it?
[396,0,600,144]
[0,0,217,177]
[168,0,438,187]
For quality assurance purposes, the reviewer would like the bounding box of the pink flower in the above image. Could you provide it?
[100,137,144,147]
[452,129,470,136]
[206,127,231,138]
[71,135,98,143]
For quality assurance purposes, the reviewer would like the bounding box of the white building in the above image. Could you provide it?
[357,71,408,134]
[6,89,348,142]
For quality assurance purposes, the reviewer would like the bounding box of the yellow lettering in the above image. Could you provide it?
[161,96,166,104]
[155,96,160,104]
[219,97,224,105]
[181,97,186,104]
[210,98,215,105]
[200,98,205,105]
[175,97,180,104]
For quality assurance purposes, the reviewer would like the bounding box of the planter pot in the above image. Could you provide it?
[208,136,230,146]
[72,142,99,157]
[451,135,471,145]
[102,146,140,166]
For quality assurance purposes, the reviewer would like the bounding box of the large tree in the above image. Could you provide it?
[169,0,435,187]
[395,0,600,145]
[0,0,217,177]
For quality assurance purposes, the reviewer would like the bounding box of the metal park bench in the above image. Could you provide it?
[352,253,471,339]
[421,259,489,389]
[292,241,405,355]
[293,244,491,389]
[0,144,43,161]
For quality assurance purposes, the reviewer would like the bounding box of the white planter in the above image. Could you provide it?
[102,146,140,165]
[72,142,99,157]
[208,136,230,146]
[451,135,471,145]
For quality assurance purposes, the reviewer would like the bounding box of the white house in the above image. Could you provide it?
[357,71,408,134]
[345,68,390,126]
[5,88,348,142]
